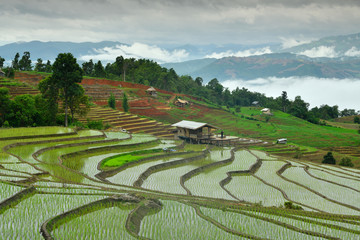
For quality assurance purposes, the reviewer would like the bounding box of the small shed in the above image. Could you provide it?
[146,87,157,97]
[172,120,218,141]
[252,101,259,106]
[0,69,5,77]
[174,98,189,107]
[261,108,271,115]
[277,138,287,144]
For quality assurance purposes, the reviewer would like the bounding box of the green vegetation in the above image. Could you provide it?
[100,148,163,168]
[108,92,116,109]
[322,152,336,165]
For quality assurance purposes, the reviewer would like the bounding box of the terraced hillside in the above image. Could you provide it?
[1,127,360,239]
[0,77,40,97]
[77,106,175,138]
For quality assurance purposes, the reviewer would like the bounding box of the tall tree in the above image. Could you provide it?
[66,84,90,123]
[93,60,106,78]
[0,87,11,125]
[52,53,83,127]
[38,76,60,125]
[281,91,289,112]
[34,58,46,72]
[45,60,52,73]
[19,52,32,71]
[108,93,116,109]
[82,59,94,76]
[12,53,20,70]
[122,93,129,112]
[0,56,5,68]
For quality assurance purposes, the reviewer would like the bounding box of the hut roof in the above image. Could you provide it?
[261,108,270,112]
[176,99,188,104]
[171,120,218,130]
[146,87,156,92]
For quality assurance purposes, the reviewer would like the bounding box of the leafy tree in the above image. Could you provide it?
[38,76,60,125]
[34,58,46,72]
[0,87,11,125]
[322,152,336,165]
[11,94,37,127]
[108,93,116,109]
[19,52,32,71]
[122,93,129,112]
[82,59,94,76]
[51,53,83,127]
[93,60,107,78]
[12,53,20,70]
[339,157,354,167]
[3,67,15,78]
[341,108,357,117]
[0,56,5,68]
[354,116,360,124]
[288,96,310,120]
[66,84,90,124]
[281,91,289,112]
[195,77,203,86]
[45,60,52,73]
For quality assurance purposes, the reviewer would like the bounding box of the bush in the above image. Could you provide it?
[108,93,116,110]
[322,152,336,165]
[284,201,303,210]
[86,119,104,130]
[354,116,360,124]
[339,157,354,167]
[2,120,10,128]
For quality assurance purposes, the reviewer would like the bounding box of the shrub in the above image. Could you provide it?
[86,119,104,130]
[354,116,360,124]
[235,106,241,113]
[2,120,10,128]
[322,152,336,165]
[339,157,354,167]
[108,93,116,109]
[284,201,303,210]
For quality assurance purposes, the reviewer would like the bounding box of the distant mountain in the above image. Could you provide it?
[0,41,125,63]
[161,58,216,76]
[281,32,360,58]
[164,53,360,82]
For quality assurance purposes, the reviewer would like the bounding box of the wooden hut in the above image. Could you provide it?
[146,87,157,97]
[261,108,271,115]
[0,69,5,77]
[174,98,189,107]
[172,120,218,142]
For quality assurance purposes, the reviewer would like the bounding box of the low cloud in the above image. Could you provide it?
[79,43,189,63]
[344,47,360,57]
[280,37,313,49]
[222,76,360,110]
[298,46,338,58]
[204,47,272,59]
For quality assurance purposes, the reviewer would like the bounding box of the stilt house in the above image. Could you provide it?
[172,120,218,142]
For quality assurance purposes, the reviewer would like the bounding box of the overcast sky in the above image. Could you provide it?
[1,0,360,46]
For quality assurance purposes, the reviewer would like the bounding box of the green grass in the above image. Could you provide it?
[100,148,164,168]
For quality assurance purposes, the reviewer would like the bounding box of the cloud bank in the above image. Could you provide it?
[80,43,189,63]
[205,47,272,59]
[222,76,360,110]
[298,46,338,58]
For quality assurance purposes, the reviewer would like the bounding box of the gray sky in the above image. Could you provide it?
[1,0,360,46]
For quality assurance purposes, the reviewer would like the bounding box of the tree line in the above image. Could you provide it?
[0,53,90,128]
[1,52,359,126]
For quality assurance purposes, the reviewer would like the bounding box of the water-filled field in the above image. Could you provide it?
[0,127,359,239]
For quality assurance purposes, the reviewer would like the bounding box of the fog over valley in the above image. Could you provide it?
[223,77,360,110]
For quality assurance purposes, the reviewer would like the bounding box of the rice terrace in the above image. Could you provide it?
[0,69,359,240]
